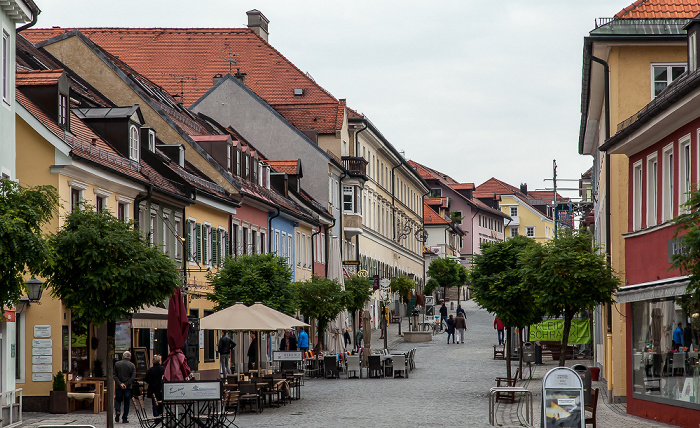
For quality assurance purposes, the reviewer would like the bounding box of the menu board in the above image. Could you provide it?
[133,347,149,375]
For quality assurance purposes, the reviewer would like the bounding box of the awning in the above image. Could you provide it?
[131,305,169,329]
[615,276,690,303]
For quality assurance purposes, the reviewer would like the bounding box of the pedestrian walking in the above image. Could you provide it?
[456,304,466,318]
[114,350,136,424]
[144,354,164,418]
[248,332,258,370]
[454,312,467,344]
[298,327,309,352]
[494,316,505,345]
[439,302,448,330]
[446,314,456,344]
[217,331,235,376]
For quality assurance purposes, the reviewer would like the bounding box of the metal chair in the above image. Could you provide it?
[130,395,161,428]
[584,388,599,428]
[324,355,340,378]
[221,390,240,428]
[346,355,362,379]
[672,352,686,376]
[392,355,407,378]
[237,383,262,414]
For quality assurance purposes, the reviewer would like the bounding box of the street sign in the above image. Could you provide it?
[379,278,391,291]
[541,367,584,428]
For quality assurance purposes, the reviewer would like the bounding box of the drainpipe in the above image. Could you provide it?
[268,207,280,252]
[591,56,611,264]
[326,217,336,273]
[17,3,40,33]
[133,184,153,232]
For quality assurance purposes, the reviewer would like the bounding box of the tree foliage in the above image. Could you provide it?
[390,275,414,304]
[208,253,296,315]
[427,257,468,297]
[44,207,181,324]
[673,189,700,309]
[343,275,374,314]
[0,180,58,313]
[470,235,541,377]
[424,277,439,296]
[521,229,619,366]
[295,276,345,350]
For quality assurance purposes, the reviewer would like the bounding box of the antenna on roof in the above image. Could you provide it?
[219,46,239,74]
[161,72,197,101]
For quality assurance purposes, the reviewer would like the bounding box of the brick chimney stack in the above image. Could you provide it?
[247,10,269,42]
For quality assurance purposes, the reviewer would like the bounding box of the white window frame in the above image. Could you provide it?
[188,219,197,263]
[2,28,9,106]
[510,227,518,237]
[275,230,280,255]
[510,206,518,217]
[236,150,241,176]
[646,154,658,227]
[148,130,156,152]
[58,93,67,127]
[343,186,355,213]
[633,160,643,231]
[526,226,535,238]
[149,209,158,246]
[321,233,326,264]
[662,143,674,222]
[296,231,301,266]
[652,63,687,99]
[287,234,293,268]
[679,135,692,212]
[227,145,232,171]
[691,33,698,72]
[162,211,170,255]
[129,125,139,161]
[219,226,227,266]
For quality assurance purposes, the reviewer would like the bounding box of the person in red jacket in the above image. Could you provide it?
[494,317,505,345]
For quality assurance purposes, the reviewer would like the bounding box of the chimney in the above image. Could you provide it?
[247,10,270,42]
[234,68,246,85]
[213,73,223,86]
[520,183,527,195]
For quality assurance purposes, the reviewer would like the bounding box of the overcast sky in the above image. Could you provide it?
[33,0,635,198]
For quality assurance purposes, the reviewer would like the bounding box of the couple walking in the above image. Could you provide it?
[446,311,467,344]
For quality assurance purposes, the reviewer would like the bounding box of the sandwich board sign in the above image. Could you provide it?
[541,367,584,428]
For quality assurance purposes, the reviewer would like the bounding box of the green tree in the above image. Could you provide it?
[390,275,415,335]
[0,180,58,314]
[449,211,464,224]
[672,189,700,311]
[521,229,620,367]
[44,207,180,428]
[295,276,345,351]
[208,253,296,315]
[470,235,541,379]
[343,275,374,346]
[424,277,440,296]
[427,257,468,301]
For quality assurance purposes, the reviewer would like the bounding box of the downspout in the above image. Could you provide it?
[326,216,336,273]
[17,3,40,33]
[133,184,153,232]
[591,56,611,263]
[268,207,280,252]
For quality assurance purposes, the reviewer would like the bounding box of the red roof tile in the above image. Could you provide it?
[527,190,569,202]
[449,183,475,190]
[615,0,700,19]
[15,69,64,86]
[266,160,300,176]
[23,27,344,134]
[423,203,450,225]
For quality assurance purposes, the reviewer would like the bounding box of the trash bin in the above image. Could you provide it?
[572,364,592,406]
[523,342,535,363]
[534,343,543,365]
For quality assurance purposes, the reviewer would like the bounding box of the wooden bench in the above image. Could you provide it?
[390,310,401,324]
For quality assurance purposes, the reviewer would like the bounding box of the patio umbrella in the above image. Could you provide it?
[362,309,372,365]
[163,287,191,381]
[249,302,309,328]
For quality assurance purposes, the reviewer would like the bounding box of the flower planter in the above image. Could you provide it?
[49,390,69,414]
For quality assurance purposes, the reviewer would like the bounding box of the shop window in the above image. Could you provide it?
[203,310,215,362]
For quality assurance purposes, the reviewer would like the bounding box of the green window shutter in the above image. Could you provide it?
[196,223,202,263]
[202,226,208,265]
[186,222,192,261]
[224,231,229,263]
[216,229,221,266]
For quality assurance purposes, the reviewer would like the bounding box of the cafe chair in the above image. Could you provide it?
[368,355,383,378]
[346,355,362,379]
[131,395,162,428]
[409,348,416,371]
[221,390,240,428]
[672,352,687,376]
[238,383,263,414]
[324,355,340,379]
[392,355,408,378]
[585,388,599,428]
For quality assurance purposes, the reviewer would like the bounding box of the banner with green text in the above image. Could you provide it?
[528,319,590,344]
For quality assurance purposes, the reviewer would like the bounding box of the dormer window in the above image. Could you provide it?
[227,146,232,172]
[148,130,156,152]
[129,125,139,161]
[690,33,698,72]
[245,155,250,179]
[236,150,241,176]
[58,93,68,128]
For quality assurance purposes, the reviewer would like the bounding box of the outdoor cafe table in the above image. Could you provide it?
[162,380,224,428]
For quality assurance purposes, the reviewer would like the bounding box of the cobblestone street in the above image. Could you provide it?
[22,299,674,427]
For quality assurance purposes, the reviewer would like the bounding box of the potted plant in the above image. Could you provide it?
[49,371,69,414]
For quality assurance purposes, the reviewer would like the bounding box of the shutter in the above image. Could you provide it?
[211,228,217,266]
[196,223,202,263]
[224,231,230,263]
[186,222,192,262]
[202,226,208,265]
[214,228,220,266]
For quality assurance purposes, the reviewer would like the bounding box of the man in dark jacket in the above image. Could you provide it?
[114,350,136,423]
[446,315,456,344]
[144,354,165,417]
[439,302,448,330]
[217,331,235,376]
[248,332,258,370]
[684,323,694,349]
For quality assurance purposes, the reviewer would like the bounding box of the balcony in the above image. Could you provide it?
[342,156,368,177]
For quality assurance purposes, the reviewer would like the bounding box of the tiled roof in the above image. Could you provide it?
[423,203,450,225]
[527,190,569,203]
[272,102,342,134]
[266,160,300,176]
[475,177,523,198]
[23,27,344,134]
[190,135,230,143]
[424,197,447,208]
[615,0,700,19]
[449,183,475,190]
[407,160,438,181]
[15,69,63,86]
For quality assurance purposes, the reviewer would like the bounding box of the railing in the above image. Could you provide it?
[1,388,22,428]
[595,17,614,28]
[342,156,368,177]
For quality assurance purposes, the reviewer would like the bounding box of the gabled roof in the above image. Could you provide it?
[423,203,450,225]
[266,160,301,176]
[23,27,345,134]
[475,177,524,199]
[615,0,700,19]
[15,69,63,86]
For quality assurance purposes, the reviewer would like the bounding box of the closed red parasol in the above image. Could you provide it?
[163,287,191,381]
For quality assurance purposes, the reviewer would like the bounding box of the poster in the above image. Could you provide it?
[115,320,131,352]
[544,389,583,428]
[529,319,591,344]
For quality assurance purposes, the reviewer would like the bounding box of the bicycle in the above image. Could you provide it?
[432,322,443,336]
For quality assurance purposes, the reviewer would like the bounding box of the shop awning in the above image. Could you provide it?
[615,276,690,303]
[131,305,169,329]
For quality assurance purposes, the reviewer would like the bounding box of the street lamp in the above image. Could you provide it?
[16,276,44,312]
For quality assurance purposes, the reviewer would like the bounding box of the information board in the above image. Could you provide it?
[133,347,149,375]
[163,380,222,402]
[273,351,303,361]
[541,367,584,428]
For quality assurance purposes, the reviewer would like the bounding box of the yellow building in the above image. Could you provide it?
[578,2,692,402]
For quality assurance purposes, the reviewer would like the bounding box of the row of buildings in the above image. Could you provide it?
[578,0,700,426]
[0,4,565,417]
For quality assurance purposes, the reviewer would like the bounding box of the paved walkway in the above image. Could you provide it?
[21,299,674,427]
